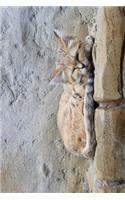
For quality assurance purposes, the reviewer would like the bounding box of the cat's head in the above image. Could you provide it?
[49,30,88,85]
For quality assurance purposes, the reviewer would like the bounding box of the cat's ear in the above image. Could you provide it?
[54,30,67,50]
[49,68,63,85]
[54,29,73,50]
[69,40,81,57]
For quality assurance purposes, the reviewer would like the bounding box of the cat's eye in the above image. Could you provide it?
[76,52,79,61]
[81,63,86,68]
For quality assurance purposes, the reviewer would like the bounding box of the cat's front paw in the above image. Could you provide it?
[82,146,93,159]
[82,141,97,159]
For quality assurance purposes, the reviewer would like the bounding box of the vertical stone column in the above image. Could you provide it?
[87,7,125,192]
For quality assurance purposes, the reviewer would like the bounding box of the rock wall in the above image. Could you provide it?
[87,7,125,193]
[0,7,97,192]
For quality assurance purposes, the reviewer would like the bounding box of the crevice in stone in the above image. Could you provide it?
[120,34,125,97]
[98,99,125,109]
[92,40,99,159]
[96,179,125,188]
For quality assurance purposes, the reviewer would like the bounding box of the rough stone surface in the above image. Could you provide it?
[95,108,125,181]
[94,7,125,101]
[95,185,125,193]
[94,179,125,193]
[0,7,97,192]
[123,40,125,97]
[87,7,125,193]
[86,160,96,193]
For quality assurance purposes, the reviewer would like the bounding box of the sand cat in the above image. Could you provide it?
[50,30,96,159]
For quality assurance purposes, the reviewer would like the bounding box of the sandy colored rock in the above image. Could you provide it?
[94,7,125,101]
[94,179,125,192]
[86,160,96,192]
[95,185,125,193]
[123,42,125,97]
[95,108,125,181]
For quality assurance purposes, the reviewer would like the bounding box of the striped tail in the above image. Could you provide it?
[83,72,96,158]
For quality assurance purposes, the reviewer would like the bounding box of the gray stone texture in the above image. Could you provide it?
[0,7,97,192]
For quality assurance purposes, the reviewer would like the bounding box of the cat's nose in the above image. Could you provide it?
[80,67,87,75]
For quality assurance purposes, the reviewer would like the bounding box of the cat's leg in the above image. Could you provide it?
[92,42,97,68]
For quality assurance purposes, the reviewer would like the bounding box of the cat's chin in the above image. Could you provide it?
[82,147,94,159]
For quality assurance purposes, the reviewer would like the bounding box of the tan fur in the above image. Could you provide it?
[50,30,96,158]
[57,83,86,156]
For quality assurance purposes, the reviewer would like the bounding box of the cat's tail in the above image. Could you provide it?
[83,72,96,159]
[82,35,97,159]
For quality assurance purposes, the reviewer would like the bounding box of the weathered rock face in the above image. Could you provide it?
[87,7,125,193]
[93,107,125,193]
[0,7,97,192]
[123,36,125,97]
[95,108,125,180]
[94,7,125,101]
